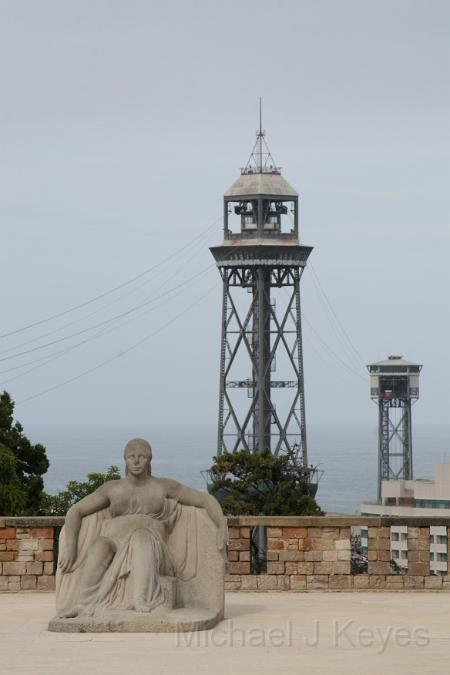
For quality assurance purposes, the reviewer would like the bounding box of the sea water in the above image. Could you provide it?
[28,423,450,515]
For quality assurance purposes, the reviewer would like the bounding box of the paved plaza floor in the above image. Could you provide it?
[0,591,449,674]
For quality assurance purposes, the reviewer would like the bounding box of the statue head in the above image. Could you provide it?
[124,438,152,477]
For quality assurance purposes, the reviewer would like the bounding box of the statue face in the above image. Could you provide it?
[125,445,151,477]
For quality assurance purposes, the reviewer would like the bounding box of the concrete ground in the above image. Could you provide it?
[0,592,449,674]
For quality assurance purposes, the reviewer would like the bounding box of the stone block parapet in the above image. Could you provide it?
[0,517,62,591]
[2,515,450,593]
[225,515,450,593]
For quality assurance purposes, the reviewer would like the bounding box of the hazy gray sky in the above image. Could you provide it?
[0,0,449,431]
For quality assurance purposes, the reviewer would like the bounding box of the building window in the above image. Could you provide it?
[392,533,399,542]
[437,535,448,545]
[401,551,407,559]
[417,500,450,509]
[400,533,408,541]
[438,553,448,562]
[391,549,399,558]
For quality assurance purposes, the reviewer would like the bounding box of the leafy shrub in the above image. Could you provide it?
[207,448,322,516]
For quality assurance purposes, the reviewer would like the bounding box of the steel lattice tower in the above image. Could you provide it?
[367,355,422,502]
[210,113,312,465]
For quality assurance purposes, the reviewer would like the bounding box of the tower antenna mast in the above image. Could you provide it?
[258,97,263,172]
[243,99,278,174]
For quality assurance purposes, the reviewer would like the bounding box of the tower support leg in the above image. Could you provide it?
[294,269,308,466]
[253,268,271,452]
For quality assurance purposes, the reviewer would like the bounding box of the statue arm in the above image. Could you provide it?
[59,485,111,573]
[163,479,226,551]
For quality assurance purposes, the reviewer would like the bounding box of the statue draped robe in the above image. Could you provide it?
[55,498,217,618]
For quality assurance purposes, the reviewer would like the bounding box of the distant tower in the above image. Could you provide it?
[210,106,312,465]
[367,355,422,501]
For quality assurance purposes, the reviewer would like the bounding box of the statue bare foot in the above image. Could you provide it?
[58,605,94,618]
[134,599,152,613]
[58,608,79,619]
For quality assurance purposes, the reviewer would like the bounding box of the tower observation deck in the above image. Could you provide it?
[210,114,312,466]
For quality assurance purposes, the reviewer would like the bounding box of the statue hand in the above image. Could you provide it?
[59,541,77,574]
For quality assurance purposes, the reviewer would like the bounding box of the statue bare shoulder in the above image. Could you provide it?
[97,477,129,496]
[154,476,226,547]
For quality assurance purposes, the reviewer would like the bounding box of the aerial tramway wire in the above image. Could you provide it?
[0,217,219,340]
[302,330,366,392]
[0,265,216,385]
[0,223,215,356]
[302,315,366,383]
[17,283,219,405]
[280,284,365,385]
[0,264,215,364]
[308,263,366,368]
[9,242,246,400]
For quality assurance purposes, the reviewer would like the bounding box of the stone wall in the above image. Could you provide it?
[0,517,63,592]
[1,515,450,592]
[226,522,351,591]
[225,516,450,592]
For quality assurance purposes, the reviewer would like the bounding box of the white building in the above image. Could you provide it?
[390,525,408,571]
[361,464,450,575]
[429,526,448,575]
[361,464,450,517]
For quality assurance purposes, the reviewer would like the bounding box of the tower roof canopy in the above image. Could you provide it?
[367,356,422,368]
[224,172,298,199]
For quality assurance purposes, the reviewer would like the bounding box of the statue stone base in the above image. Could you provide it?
[48,607,223,633]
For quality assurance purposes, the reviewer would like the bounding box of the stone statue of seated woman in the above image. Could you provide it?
[48,438,226,633]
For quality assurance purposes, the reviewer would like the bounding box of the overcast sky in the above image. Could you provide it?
[0,0,449,431]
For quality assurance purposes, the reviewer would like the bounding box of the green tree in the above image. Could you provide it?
[207,448,322,516]
[42,466,121,516]
[0,391,49,514]
[0,443,25,515]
